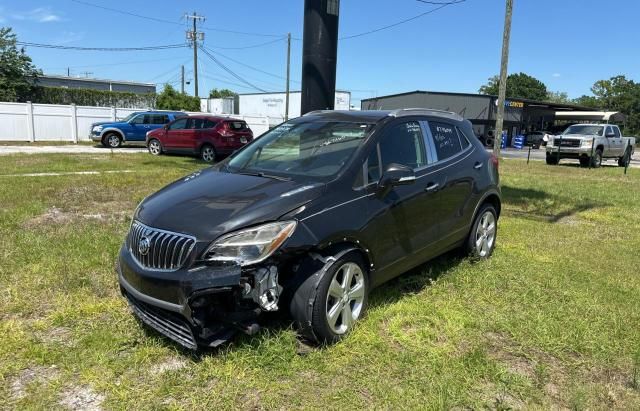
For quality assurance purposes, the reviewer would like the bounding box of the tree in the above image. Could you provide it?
[156,84,200,111]
[572,95,600,108]
[208,88,237,99]
[0,27,41,102]
[479,72,548,101]
[589,75,640,134]
[546,91,571,104]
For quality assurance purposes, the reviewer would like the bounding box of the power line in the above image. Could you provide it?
[340,0,465,40]
[208,37,286,50]
[206,46,301,84]
[43,56,190,71]
[17,41,186,51]
[69,0,286,38]
[198,46,270,93]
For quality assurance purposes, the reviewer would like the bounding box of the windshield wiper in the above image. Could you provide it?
[235,170,291,181]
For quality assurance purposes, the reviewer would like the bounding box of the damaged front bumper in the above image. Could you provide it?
[117,246,281,350]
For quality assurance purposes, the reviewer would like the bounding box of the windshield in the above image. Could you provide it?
[228,120,374,178]
[120,113,138,122]
[563,125,603,136]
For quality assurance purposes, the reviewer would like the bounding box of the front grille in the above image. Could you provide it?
[125,292,197,350]
[556,138,581,148]
[128,221,195,271]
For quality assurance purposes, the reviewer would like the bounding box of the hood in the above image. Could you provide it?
[135,167,325,241]
[556,134,593,140]
[92,120,124,128]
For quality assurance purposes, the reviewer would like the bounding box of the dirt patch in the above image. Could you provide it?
[22,206,130,228]
[10,365,60,400]
[59,385,105,411]
[34,326,74,347]
[149,356,188,375]
[556,215,580,225]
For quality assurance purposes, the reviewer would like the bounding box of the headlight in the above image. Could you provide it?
[92,125,103,132]
[204,221,297,266]
[581,139,593,148]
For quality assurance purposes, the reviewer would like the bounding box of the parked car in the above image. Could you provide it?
[524,131,551,148]
[90,110,186,148]
[146,115,253,162]
[117,109,501,349]
[546,124,636,167]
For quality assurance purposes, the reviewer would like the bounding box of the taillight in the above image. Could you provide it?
[490,153,499,171]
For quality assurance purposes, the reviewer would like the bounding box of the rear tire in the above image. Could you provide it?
[147,139,162,156]
[591,149,603,168]
[466,204,497,260]
[546,153,559,165]
[294,252,368,345]
[200,144,217,163]
[618,148,631,167]
[103,132,122,148]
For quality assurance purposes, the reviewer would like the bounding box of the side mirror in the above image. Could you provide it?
[378,163,415,196]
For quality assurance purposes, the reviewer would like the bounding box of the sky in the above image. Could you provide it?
[2,0,639,106]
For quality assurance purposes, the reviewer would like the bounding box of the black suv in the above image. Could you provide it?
[118,109,501,349]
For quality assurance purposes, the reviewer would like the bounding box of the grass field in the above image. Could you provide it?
[0,153,639,409]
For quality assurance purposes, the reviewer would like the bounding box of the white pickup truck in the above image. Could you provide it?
[546,124,636,168]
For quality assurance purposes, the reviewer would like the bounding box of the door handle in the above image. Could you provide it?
[474,161,484,169]
[425,182,439,192]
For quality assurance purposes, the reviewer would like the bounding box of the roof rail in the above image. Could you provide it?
[388,108,462,120]
[302,109,338,116]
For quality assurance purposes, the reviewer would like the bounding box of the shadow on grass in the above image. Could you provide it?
[501,185,609,223]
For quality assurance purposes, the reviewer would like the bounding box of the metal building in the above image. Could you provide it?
[37,74,156,94]
[361,90,597,141]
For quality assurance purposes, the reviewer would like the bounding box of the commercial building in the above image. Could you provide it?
[361,90,604,140]
[37,74,156,94]
[200,90,351,127]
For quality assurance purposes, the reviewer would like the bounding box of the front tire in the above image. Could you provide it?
[295,253,368,344]
[591,148,603,168]
[200,144,217,163]
[467,204,497,259]
[103,132,122,148]
[147,139,162,156]
[546,153,559,165]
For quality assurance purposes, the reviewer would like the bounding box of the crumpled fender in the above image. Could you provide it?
[287,247,358,340]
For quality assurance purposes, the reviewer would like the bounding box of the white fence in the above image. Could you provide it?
[0,101,273,142]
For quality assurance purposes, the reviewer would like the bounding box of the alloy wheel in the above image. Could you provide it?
[325,262,365,335]
[148,140,161,155]
[475,211,496,257]
[107,134,120,148]
[202,146,215,162]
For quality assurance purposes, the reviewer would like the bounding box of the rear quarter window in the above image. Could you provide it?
[227,121,248,130]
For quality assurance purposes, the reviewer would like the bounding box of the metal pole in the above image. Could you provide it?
[589,137,595,169]
[493,0,514,156]
[557,135,562,164]
[624,139,630,175]
[527,145,531,164]
[181,65,185,94]
[285,33,291,121]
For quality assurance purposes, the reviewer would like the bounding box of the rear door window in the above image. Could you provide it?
[379,121,427,170]
[188,118,205,129]
[428,121,463,160]
[613,127,621,137]
[204,119,218,129]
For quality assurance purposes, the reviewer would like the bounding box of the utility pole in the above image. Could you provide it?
[181,65,185,94]
[67,67,70,77]
[493,0,513,156]
[285,32,291,121]
[185,12,205,97]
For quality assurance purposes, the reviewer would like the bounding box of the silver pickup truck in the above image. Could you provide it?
[546,124,636,167]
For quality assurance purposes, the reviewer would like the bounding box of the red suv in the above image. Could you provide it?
[146,115,253,162]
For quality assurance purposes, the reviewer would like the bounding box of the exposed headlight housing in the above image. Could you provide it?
[92,125,103,132]
[204,221,297,266]
[581,139,593,148]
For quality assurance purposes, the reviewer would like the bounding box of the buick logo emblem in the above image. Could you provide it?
[138,237,151,256]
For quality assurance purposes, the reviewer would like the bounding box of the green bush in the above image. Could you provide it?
[30,86,156,108]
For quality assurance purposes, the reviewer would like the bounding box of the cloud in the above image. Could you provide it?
[12,7,63,23]
[53,31,85,45]
[552,73,561,78]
